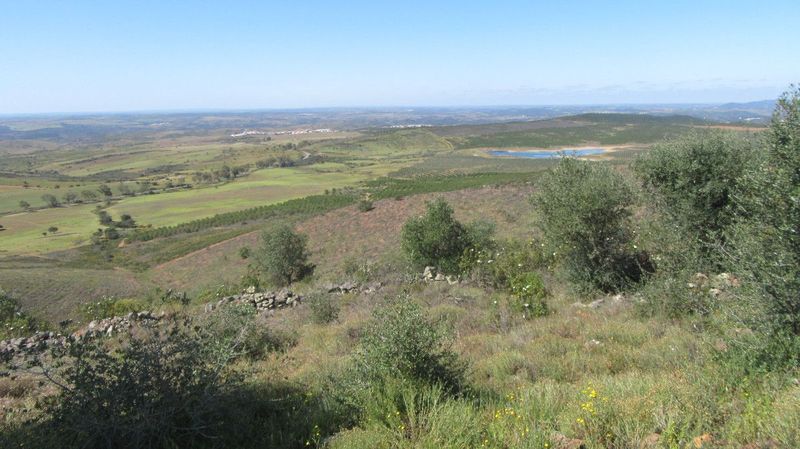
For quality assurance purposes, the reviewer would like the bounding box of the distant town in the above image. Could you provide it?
[230,128,334,138]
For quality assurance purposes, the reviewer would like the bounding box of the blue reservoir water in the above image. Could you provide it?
[489,148,606,158]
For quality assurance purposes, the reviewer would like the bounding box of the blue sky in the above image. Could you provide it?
[1,0,798,113]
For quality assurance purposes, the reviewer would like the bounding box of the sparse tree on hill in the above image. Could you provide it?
[401,198,471,274]
[41,194,60,208]
[18,200,31,210]
[97,210,113,226]
[255,225,313,286]
[117,214,136,228]
[62,191,78,204]
[98,184,113,197]
[105,227,120,240]
[48,226,59,234]
[81,190,98,202]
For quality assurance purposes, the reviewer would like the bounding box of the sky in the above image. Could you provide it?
[1,0,798,113]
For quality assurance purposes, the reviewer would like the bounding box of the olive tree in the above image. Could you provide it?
[533,158,650,292]
[254,225,313,286]
[401,198,471,274]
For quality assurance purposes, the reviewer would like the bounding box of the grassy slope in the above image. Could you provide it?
[149,184,536,294]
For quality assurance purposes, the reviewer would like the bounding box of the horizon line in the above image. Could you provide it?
[0,99,774,118]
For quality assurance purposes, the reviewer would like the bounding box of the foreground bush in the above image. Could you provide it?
[533,158,651,293]
[354,296,466,394]
[0,289,41,339]
[7,305,327,449]
[34,329,232,448]
[255,224,314,286]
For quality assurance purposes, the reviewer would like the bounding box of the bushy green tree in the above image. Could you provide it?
[401,198,471,274]
[97,184,113,197]
[97,210,113,225]
[255,225,313,286]
[634,131,754,261]
[81,190,98,202]
[117,213,136,228]
[62,191,78,204]
[533,158,650,292]
[728,87,800,338]
[41,194,59,208]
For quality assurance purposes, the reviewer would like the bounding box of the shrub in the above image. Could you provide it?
[634,131,754,261]
[255,225,314,286]
[196,303,297,359]
[307,293,340,324]
[239,265,262,290]
[464,219,496,253]
[117,213,136,228]
[329,379,482,449]
[41,194,59,208]
[461,239,548,288]
[357,199,374,212]
[401,198,472,274]
[35,325,236,448]
[343,257,376,282]
[508,272,548,318]
[533,158,650,293]
[238,246,251,259]
[79,296,146,321]
[97,210,113,225]
[0,289,41,339]
[158,288,190,305]
[354,296,466,394]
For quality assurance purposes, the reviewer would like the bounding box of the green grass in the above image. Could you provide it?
[0,165,372,255]
[367,171,538,200]
[107,165,366,228]
[0,204,99,254]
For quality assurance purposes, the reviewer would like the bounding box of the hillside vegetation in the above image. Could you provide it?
[0,93,796,449]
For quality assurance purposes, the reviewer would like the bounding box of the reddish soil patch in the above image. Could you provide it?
[150,185,536,290]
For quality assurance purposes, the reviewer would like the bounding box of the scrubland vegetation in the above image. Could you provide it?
[1,91,798,448]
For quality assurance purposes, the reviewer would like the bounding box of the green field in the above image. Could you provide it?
[106,165,368,227]
[0,165,373,254]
